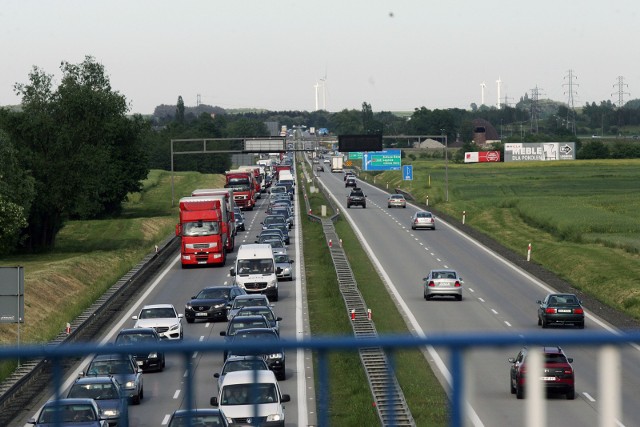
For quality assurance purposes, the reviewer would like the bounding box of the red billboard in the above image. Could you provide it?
[464,151,501,163]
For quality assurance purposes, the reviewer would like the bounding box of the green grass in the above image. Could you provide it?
[300,161,448,426]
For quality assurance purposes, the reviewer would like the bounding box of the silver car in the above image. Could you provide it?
[423,269,463,301]
[274,253,294,281]
[411,210,436,230]
[388,194,407,208]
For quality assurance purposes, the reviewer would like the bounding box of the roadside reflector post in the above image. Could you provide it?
[386,183,389,189]
[350,309,356,321]
[308,208,312,214]
[426,196,429,207]
[367,309,372,320]
[462,211,466,224]
[329,239,332,248]
[155,245,159,253]
[65,323,71,335]
[527,243,532,261]
[339,239,343,247]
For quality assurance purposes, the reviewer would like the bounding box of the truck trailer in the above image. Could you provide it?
[176,196,227,267]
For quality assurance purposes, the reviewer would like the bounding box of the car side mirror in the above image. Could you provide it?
[132,316,138,320]
[422,278,427,281]
[230,268,236,276]
[508,358,516,363]
[191,296,196,299]
[281,394,291,403]
[289,260,295,264]
[536,300,542,304]
[210,397,219,407]
[213,373,220,379]
[220,331,226,336]
[568,358,574,363]
[178,314,184,318]
[276,317,283,321]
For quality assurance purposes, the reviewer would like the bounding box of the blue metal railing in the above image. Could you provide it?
[2,330,639,426]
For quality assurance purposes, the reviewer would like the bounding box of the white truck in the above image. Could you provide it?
[230,244,279,301]
[331,155,343,173]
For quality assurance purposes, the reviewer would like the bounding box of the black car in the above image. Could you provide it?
[256,228,289,245]
[345,177,357,187]
[67,376,127,426]
[84,353,143,404]
[233,207,245,231]
[184,285,247,323]
[115,328,165,372]
[225,328,286,380]
[537,293,585,328]
[220,314,271,359]
[234,305,282,336]
[347,188,367,208]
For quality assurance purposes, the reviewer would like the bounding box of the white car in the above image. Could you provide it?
[132,304,183,340]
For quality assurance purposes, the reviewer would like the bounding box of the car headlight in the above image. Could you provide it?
[102,409,118,417]
[268,353,283,359]
[213,303,225,309]
[284,268,291,274]
[124,381,135,389]
[266,414,283,422]
[169,323,180,331]
[185,304,192,310]
[267,279,277,288]
[148,352,158,359]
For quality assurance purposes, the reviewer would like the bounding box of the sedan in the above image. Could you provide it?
[537,293,585,328]
[114,327,165,372]
[227,294,272,321]
[220,314,271,360]
[411,210,436,230]
[84,354,143,404]
[66,376,127,426]
[225,328,286,380]
[132,304,183,340]
[167,409,229,427]
[274,253,294,281]
[423,269,463,301]
[29,398,107,426]
[264,238,287,256]
[234,305,282,336]
[233,207,245,231]
[387,194,407,208]
[184,285,246,323]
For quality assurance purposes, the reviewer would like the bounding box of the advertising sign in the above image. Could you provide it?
[504,143,575,162]
[362,149,401,171]
[464,151,501,163]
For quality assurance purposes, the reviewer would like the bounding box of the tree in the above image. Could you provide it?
[176,96,185,124]
[5,56,148,249]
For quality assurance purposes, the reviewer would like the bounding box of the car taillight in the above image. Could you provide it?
[574,308,584,314]
[564,369,573,374]
[428,281,436,287]
[414,219,419,224]
[454,281,461,287]
[545,308,557,314]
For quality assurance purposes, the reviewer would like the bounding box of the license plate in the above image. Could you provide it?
[196,312,208,317]
[197,261,207,265]
[540,376,556,381]
[136,361,143,366]
[558,309,572,313]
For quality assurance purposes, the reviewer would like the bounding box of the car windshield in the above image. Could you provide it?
[266,240,284,248]
[139,307,176,319]
[264,216,285,225]
[350,191,364,197]
[233,298,269,309]
[68,382,119,400]
[39,404,97,423]
[169,414,225,427]
[229,319,268,333]
[116,332,157,344]
[88,359,134,375]
[221,384,277,406]
[274,255,289,263]
[238,309,275,323]
[391,195,404,199]
[233,331,278,342]
[197,288,231,299]
[183,221,220,237]
[416,212,432,218]
[236,259,274,274]
[432,271,456,279]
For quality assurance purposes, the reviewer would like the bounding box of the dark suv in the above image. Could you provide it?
[509,346,575,400]
[345,176,357,187]
[347,188,367,208]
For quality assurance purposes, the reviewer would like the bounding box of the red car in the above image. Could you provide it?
[509,346,575,400]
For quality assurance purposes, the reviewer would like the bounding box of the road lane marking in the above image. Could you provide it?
[162,414,171,425]
[173,390,181,399]
[583,392,596,402]
[491,309,498,315]
[504,321,512,327]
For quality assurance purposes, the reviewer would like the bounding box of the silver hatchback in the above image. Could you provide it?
[423,269,463,301]
[411,210,436,230]
[388,194,407,208]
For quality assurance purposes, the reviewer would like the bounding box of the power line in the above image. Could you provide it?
[612,76,630,108]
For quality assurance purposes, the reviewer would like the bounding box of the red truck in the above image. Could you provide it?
[225,170,256,210]
[176,196,228,267]
[237,166,263,197]
[191,188,236,253]
[274,164,291,181]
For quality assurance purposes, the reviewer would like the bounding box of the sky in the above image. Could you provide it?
[1,0,639,115]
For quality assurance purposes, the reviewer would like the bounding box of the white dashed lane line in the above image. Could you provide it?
[173,390,181,399]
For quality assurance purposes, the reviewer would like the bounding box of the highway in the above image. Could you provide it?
[18,191,310,427]
[314,166,640,427]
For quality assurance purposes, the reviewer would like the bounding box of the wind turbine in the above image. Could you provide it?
[314,81,320,111]
[480,82,486,105]
[496,76,502,109]
[319,68,327,110]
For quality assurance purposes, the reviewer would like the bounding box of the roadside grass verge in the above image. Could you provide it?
[362,159,640,321]
[300,161,448,426]
[0,170,218,378]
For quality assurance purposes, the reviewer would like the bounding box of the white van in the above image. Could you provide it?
[230,244,279,301]
[210,370,290,426]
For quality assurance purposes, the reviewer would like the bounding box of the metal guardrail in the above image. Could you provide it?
[0,332,637,426]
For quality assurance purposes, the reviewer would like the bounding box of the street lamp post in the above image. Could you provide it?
[441,129,448,202]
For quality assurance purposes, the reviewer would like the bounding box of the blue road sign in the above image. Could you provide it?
[403,165,413,181]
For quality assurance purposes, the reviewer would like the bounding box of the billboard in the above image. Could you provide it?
[362,149,401,171]
[504,143,575,162]
[338,134,383,152]
[464,151,501,163]
[244,138,286,152]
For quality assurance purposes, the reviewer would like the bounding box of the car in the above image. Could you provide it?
[274,253,294,281]
[66,376,127,426]
[234,305,282,336]
[220,314,271,359]
[411,210,436,230]
[323,158,331,164]
[225,328,286,380]
[132,304,183,340]
[537,293,585,328]
[264,223,290,245]
[509,346,575,400]
[312,158,319,164]
[270,206,293,228]
[256,228,288,245]
[227,294,272,321]
[264,238,287,256]
[316,164,324,172]
[345,176,357,187]
[29,398,108,426]
[167,408,229,427]
[344,171,355,181]
[270,197,294,213]
[184,285,247,323]
[423,269,463,301]
[84,354,143,405]
[261,214,287,230]
[233,207,245,231]
[387,194,407,208]
[114,327,165,372]
[256,233,286,247]
[346,188,366,209]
